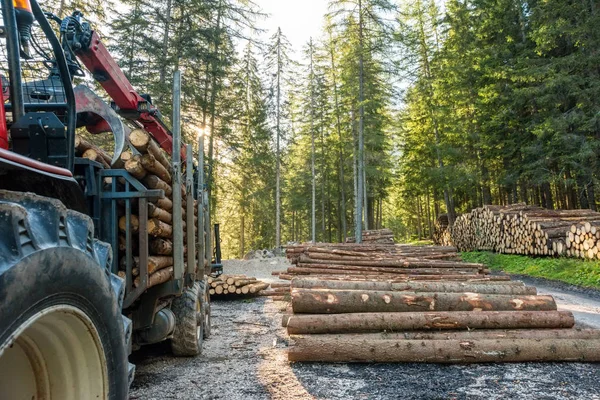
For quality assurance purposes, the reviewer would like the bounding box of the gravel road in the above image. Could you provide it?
[129,258,600,400]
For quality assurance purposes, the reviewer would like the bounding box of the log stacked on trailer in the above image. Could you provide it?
[208,275,276,296]
[76,130,200,290]
[345,229,395,244]
[447,204,600,259]
[75,135,114,169]
[281,243,600,363]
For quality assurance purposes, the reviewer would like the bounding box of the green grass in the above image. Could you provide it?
[404,239,435,246]
[461,251,600,290]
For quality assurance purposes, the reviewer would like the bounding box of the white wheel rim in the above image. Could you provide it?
[0,305,108,400]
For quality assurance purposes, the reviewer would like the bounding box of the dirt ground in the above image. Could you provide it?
[129,257,600,400]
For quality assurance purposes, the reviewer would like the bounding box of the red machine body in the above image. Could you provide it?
[75,31,185,159]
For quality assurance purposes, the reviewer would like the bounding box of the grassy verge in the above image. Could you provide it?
[404,239,434,246]
[461,251,600,290]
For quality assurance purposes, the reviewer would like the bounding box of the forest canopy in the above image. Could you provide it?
[51,0,600,257]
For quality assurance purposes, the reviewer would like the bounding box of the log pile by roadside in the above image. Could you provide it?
[433,214,453,247]
[279,243,468,281]
[345,229,395,244]
[438,203,600,260]
[208,275,283,297]
[280,242,600,363]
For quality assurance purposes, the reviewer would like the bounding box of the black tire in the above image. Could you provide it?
[199,279,211,338]
[0,191,132,399]
[171,281,203,356]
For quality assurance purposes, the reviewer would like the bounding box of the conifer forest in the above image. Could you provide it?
[51,0,600,258]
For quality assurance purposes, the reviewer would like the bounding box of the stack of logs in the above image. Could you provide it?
[75,129,198,289]
[445,203,600,259]
[345,229,395,244]
[433,214,453,247]
[208,275,291,299]
[278,244,473,281]
[280,243,600,363]
[208,275,268,296]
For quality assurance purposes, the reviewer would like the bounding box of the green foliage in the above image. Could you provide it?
[461,252,600,289]
[392,0,600,241]
[68,0,600,264]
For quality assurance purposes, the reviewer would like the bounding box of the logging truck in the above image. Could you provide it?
[0,2,220,398]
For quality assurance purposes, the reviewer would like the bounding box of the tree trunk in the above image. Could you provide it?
[352,109,359,240]
[321,119,326,240]
[159,0,172,86]
[275,28,282,248]
[148,219,173,238]
[207,0,223,212]
[588,181,597,211]
[291,289,556,314]
[309,38,317,243]
[285,310,574,334]
[150,238,173,255]
[240,213,245,259]
[329,30,347,242]
[356,0,365,242]
[288,333,600,363]
[291,278,536,295]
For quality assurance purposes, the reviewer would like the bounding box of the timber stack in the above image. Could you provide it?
[279,243,467,281]
[345,229,395,244]
[280,243,600,363]
[76,130,200,289]
[433,214,453,247]
[208,275,281,296]
[446,203,600,259]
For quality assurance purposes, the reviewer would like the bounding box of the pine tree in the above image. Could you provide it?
[265,27,296,248]
[328,0,396,240]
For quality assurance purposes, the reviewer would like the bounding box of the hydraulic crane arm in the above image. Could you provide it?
[63,12,185,158]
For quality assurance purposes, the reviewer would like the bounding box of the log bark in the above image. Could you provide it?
[291,289,556,314]
[146,256,173,274]
[234,278,258,286]
[283,273,505,281]
[135,266,174,289]
[125,156,147,180]
[129,128,172,171]
[75,135,112,165]
[118,215,139,233]
[141,153,171,183]
[299,254,483,269]
[148,218,173,238]
[120,255,173,275]
[153,196,173,211]
[291,279,536,295]
[270,282,291,288]
[296,262,485,274]
[248,282,269,294]
[288,267,485,276]
[143,174,173,196]
[288,333,600,363]
[285,310,574,334]
[82,148,110,169]
[148,203,173,223]
[149,238,173,255]
[120,150,133,163]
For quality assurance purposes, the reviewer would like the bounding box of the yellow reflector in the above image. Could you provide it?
[13,0,32,12]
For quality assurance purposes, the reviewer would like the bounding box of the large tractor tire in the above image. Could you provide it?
[0,191,133,400]
[171,281,204,356]
[199,279,211,338]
